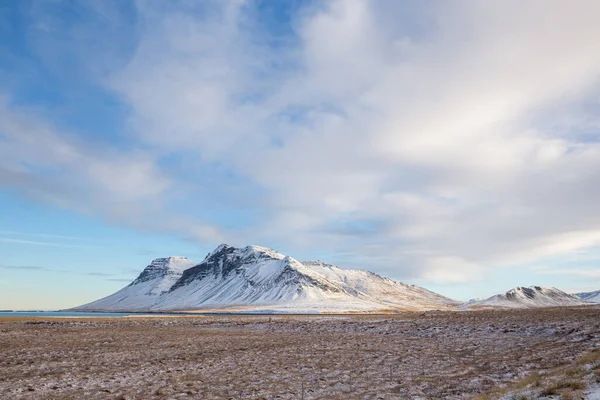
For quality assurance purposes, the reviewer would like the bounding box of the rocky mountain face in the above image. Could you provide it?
[464,286,591,309]
[575,290,600,303]
[73,256,195,312]
[73,244,458,313]
[130,257,195,295]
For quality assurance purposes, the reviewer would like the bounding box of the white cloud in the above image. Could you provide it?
[0,96,223,242]
[536,267,600,280]
[0,97,168,206]
[0,237,95,249]
[0,230,80,240]
[108,0,600,281]
[4,0,600,284]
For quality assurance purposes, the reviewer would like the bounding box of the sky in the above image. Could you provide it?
[1,0,600,310]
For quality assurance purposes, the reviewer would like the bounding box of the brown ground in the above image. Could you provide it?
[1,307,599,399]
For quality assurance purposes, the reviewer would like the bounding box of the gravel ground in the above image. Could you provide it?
[1,307,599,399]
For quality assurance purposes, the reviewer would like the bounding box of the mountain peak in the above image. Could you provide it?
[150,255,191,264]
[575,289,600,303]
[146,256,194,272]
[130,256,195,287]
[465,285,589,309]
[74,244,464,312]
[149,244,460,312]
[202,244,287,265]
[170,244,291,293]
[72,256,195,312]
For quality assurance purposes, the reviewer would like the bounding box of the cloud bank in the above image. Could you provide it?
[1,0,600,284]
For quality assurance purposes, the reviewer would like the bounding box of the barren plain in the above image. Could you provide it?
[1,307,600,399]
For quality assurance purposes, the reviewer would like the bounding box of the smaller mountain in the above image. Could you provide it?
[74,256,195,312]
[464,286,590,309]
[575,290,600,303]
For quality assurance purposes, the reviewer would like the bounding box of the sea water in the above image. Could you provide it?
[0,311,196,318]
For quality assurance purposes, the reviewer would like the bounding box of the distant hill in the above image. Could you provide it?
[463,286,590,309]
[575,290,600,303]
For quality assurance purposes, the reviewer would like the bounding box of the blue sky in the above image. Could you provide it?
[1,0,600,309]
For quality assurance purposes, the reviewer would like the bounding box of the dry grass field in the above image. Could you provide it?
[1,307,600,399]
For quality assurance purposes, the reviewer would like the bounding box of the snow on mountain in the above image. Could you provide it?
[73,244,459,313]
[575,290,600,303]
[463,286,591,309]
[73,256,195,312]
[301,260,458,310]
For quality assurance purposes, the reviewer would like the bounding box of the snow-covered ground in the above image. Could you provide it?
[587,385,600,400]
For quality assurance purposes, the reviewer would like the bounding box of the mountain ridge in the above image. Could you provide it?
[575,290,600,303]
[464,285,590,309]
[73,244,458,313]
[72,245,596,313]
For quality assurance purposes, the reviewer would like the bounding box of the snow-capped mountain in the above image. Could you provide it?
[575,290,600,303]
[73,246,596,313]
[74,244,459,313]
[73,256,195,312]
[463,286,591,309]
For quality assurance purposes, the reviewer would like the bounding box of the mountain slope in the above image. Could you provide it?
[301,260,457,310]
[464,286,590,309]
[73,244,459,313]
[74,256,195,312]
[575,290,600,303]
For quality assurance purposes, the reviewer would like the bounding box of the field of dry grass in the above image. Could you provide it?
[477,343,600,399]
[1,307,599,399]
